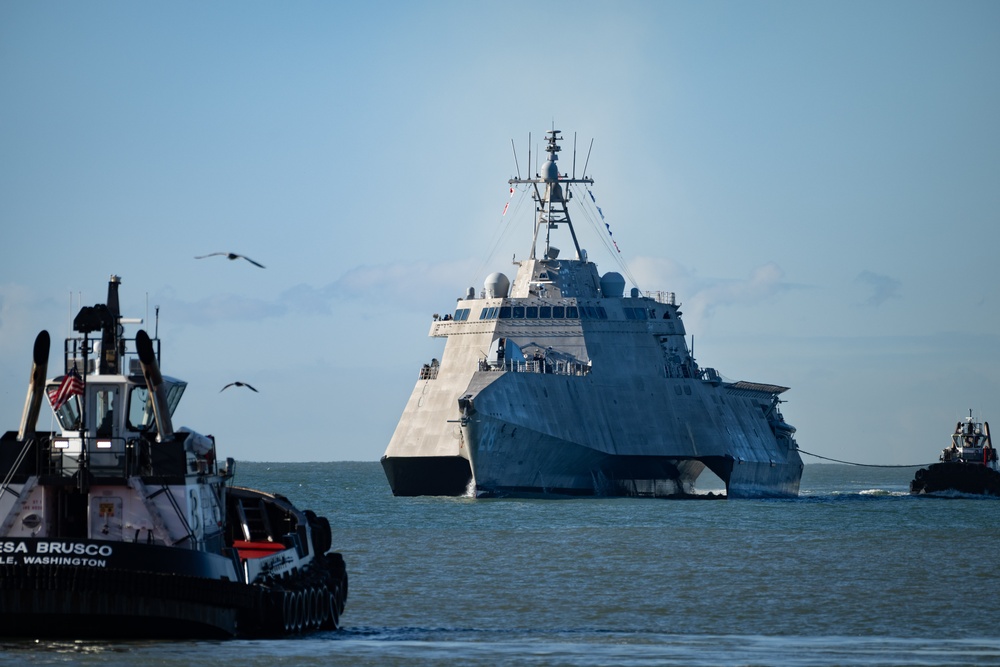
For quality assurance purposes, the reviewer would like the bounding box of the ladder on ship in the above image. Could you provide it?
[235,496,274,542]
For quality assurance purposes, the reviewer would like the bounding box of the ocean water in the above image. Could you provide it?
[3,462,999,666]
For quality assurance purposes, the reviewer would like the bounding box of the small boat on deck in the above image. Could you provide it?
[0,275,347,638]
[910,410,1000,497]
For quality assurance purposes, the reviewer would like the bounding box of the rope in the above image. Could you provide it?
[472,186,530,288]
[797,448,932,468]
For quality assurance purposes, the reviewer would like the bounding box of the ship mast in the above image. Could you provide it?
[509,130,593,261]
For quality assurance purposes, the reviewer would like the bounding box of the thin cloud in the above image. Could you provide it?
[856,270,901,307]
[629,256,791,329]
[155,292,288,324]
[152,259,481,324]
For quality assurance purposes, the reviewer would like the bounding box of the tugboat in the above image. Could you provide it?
[910,410,1000,496]
[381,129,803,498]
[0,275,347,638]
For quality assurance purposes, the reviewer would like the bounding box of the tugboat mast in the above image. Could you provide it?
[509,130,593,261]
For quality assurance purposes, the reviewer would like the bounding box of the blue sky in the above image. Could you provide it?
[2,1,998,465]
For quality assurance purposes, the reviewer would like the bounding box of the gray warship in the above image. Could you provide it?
[381,130,802,498]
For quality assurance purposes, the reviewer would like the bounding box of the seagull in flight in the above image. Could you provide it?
[220,381,259,393]
[195,252,265,268]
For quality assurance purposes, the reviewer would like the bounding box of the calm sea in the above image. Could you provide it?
[3,462,998,666]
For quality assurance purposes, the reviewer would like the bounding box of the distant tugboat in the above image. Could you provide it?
[0,275,347,638]
[382,129,803,499]
[911,410,1000,497]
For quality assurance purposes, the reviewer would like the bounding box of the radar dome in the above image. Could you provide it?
[600,272,626,298]
[485,272,510,298]
[542,159,559,182]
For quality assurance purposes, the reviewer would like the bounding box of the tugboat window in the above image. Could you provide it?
[164,381,187,416]
[96,388,118,437]
[47,384,82,431]
[128,385,156,432]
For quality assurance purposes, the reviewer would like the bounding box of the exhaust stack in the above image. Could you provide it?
[17,331,50,440]
[135,329,174,441]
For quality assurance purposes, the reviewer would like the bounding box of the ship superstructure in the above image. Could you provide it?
[382,130,802,498]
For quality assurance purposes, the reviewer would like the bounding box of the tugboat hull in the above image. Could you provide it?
[910,461,1000,497]
[911,412,999,497]
[0,276,349,638]
[0,535,347,639]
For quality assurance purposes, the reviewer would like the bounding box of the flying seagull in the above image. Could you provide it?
[195,252,265,268]
[220,382,258,393]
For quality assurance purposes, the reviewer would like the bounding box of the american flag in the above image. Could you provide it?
[47,367,84,411]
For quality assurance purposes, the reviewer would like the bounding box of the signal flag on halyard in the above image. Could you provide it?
[588,188,621,253]
[47,367,84,411]
[502,186,515,216]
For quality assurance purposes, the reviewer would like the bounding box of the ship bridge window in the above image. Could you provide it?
[94,387,120,437]
[566,306,579,318]
[597,306,607,319]
[480,307,499,319]
[164,380,187,417]
[512,306,525,319]
[46,381,82,430]
[539,306,552,318]
[127,385,156,432]
[623,307,648,320]
[499,306,512,319]
[552,306,565,318]
[453,308,471,321]
[526,306,538,318]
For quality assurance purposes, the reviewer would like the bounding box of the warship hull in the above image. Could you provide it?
[461,371,801,498]
[382,128,803,499]
[380,455,473,497]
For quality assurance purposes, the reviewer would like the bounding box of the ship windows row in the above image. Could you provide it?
[623,307,652,320]
[450,304,671,322]
[477,305,583,320]
[473,305,616,321]
[452,305,665,322]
